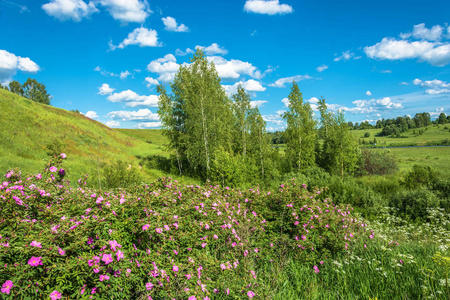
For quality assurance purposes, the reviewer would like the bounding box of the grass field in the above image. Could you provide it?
[351,125,450,147]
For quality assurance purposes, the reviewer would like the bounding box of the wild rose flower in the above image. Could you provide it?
[87,237,93,245]
[247,291,255,298]
[99,275,109,281]
[58,247,65,255]
[254,248,258,253]
[28,257,43,267]
[30,240,42,248]
[313,265,319,273]
[12,196,23,205]
[102,254,113,265]
[109,240,122,251]
[93,268,100,273]
[164,225,170,231]
[1,280,13,294]
[146,282,154,290]
[155,228,163,233]
[201,243,207,248]
[60,153,66,159]
[142,224,150,231]
[49,290,62,300]
[49,166,57,172]
[188,296,197,300]
[96,197,104,204]
[116,250,124,261]
[173,265,179,272]
[220,263,226,270]
[58,169,65,176]
[91,287,97,294]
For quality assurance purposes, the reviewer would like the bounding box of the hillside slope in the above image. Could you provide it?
[0,89,165,184]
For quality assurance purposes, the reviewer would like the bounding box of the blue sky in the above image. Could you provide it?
[1,0,449,130]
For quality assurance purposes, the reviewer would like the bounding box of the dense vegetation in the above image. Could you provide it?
[0,78,51,105]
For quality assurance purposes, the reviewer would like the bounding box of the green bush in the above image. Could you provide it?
[102,160,143,189]
[403,165,438,189]
[359,148,398,176]
[389,188,440,220]
[364,132,370,138]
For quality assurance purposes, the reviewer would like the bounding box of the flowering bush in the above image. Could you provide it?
[0,156,372,299]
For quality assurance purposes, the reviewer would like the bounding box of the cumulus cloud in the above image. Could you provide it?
[110,27,161,50]
[316,64,328,72]
[98,83,115,95]
[85,111,99,119]
[334,50,360,62]
[107,90,159,107]
[99,0,150,23]
[0,49,39,83]
[120,70,131,79]
[94,66,118,77]
[195,43,228,55]
[162,16,189,32]
[263,114,284,126]
[175,48,195,56]
[269,75,313,88]
[364,36,450,67]
[207,56,262,79]
[138,121,162,128]
[107,108,159,122]
[281,97,289,107]
[346,97,403,114]
[145,77,159,87]
[105,120,120,128]
[42,0,98,21]
[147,54,180,82]
[429,107,445,118]
[250,100,268,108]
[366,91,372,96]
[413,78,450,94]
[244,0,293,15]
[400,23,445,41]
[222,79,266,95]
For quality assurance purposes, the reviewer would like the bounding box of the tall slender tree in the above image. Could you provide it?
[232,84,252,160]
[282,81,317,172]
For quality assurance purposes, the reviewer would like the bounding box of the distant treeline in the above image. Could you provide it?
[351,112,449,137]
[0,78,51,105]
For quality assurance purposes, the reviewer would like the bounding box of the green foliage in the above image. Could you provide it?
[403,165,439,189]
[23,78,52,105]
[210,147,247,187]
[389,188,441,220]
[364,132,370,138]
[102,160,143,189]
[360,148,398,176]
[46,139,66,157]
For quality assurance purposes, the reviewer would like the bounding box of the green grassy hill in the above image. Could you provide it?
[0,89,168,185]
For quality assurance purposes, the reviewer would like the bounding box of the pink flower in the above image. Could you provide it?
[188,296,197,300]
[173,265,179,272]
[28,256,43,267]
[49,166,57,172]
[220,263,226,270]
[96,197,104,204]
[102,254,113,265]
[247,291,255,298]
[313,265,319,273]
[116,250,124,261]
[99,275,110,281]
[30,240,42,248]
[142,224,150,231]
[109,240,122,251]
[155,228,163,233]
[254,248,258,253]
[213,235,218,239]
[58,247,65,255]
[201,243,207,248]
[146,282,154,290]
[60,153,66,159]
[1,280,13,294]
[91,287,97,294]
[164,225,170,231]
[49,290,62,300]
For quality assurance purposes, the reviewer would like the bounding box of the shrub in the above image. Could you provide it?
[403,165,438,189]
[364,132,370,138]
[389,188,440,220]
[0,156,372,299]
[359,149,398,176]
[102,160,143,189]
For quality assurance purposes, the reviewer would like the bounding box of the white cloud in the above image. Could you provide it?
[107,108,159,121]
[413,78,450,94]
[244,0,293,15]
[207,56,262,79]
[110,27,161,50]
[107,90,159,107]
[281,97,289,107]
[0,50,39,83]
[316,64,328,72]
[120,70,131,79]
[308,97,319,104]
[98,83,115,95]
[250,100,267,108]
[162,16,189,32]
[400,23,445,41]
[334,50,360,62]
[222,79,266,95]
[269,75,313,88]
[175,48,194,56]
[347,97,403,114]
[99,0,150,23]
[138,121,162,128]
[196,43,228,55]
[105,120,120,128]
[366,90,372,96]
[263,114,284,126]
[364,37,450,67]
[147,54,180,82]
[429,107,445,118]
[145,77,159,87]
[380,70,392,73]
[94,66,118,77]
[85,111,99,119]
[42,0,98,21]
